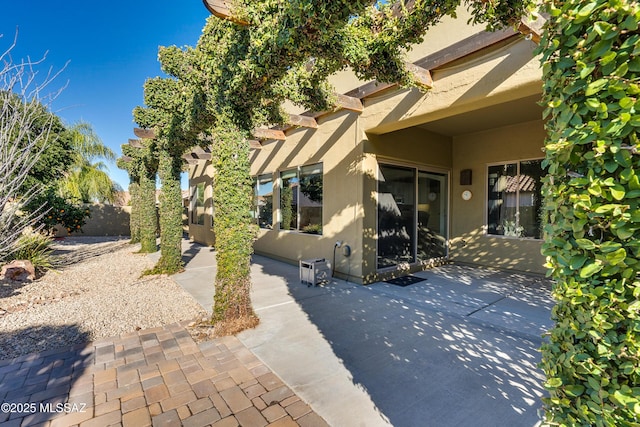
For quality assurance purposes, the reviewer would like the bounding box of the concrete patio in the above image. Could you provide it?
[173,240,554,427]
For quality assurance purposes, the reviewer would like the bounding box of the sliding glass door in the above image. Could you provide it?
[377,164,448,270]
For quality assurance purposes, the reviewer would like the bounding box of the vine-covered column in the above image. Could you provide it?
[128,181,141,244]
[538,0,640,424]
[151,148,184,273]
[211,122,257,331]
[138,165,158,254]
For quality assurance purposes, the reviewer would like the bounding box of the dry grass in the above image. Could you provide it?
[187,315,259,342]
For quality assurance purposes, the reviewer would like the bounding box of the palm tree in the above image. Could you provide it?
[58,122,121,203]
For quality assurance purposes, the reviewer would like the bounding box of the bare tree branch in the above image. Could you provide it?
[0,32,67,261]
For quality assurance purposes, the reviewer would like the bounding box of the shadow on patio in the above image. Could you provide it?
[247,260,552,427]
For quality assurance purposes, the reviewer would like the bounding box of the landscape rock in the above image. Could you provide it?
[1,260,36,281]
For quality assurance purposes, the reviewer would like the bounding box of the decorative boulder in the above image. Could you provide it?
[1,260,36,282]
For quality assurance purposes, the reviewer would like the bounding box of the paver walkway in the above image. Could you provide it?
[0,322,328,427]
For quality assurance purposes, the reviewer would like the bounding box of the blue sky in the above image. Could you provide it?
[1,1,211,190]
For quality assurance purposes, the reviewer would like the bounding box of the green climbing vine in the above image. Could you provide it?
[141,0,530,332]
[133,73,199,274]
[145,148,184,274]
[210,121,258,328]
[138,161,158,254]
[128,182,141,244]
[538,0,640,424]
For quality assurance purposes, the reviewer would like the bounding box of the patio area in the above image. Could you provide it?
[173,240,554,427]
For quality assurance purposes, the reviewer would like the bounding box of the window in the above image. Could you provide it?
[487,159,544,239]
[253,174,273,229]
[280,164,323,234]
[192,182,206,225]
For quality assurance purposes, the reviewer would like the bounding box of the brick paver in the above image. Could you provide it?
[0,322,328,426]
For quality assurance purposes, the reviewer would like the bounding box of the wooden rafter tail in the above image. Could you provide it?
[518,14,546,44]
[287,114,318,129]
[335,94,364,113]
[128,139,144,148]
[404,63,433,89]
[191,145,213,158]
[389,0,417,19]
[253,128,286,141]
[133,127,156,139]
[202,0,249,25]
[248,139,263,149]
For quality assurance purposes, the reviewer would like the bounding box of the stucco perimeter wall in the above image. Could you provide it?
[188,160,215,246]
[450,119,547,273]
[54,204,131,237]
[250,110,366,282]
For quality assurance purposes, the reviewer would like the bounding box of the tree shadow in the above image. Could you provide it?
[51,236,132,269]
[0,279,30,300]
[0,324,92,426]
[257,260,550,426]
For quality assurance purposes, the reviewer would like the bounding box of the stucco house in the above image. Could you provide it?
[185,7,547,284]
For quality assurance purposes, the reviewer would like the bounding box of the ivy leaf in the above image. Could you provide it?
[576,238,597,250]
[565,384,586,397]
[585,79,608,96]
[580,261,603,278]
[611,185,626,200]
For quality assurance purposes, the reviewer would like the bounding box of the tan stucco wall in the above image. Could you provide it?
[250,110,366,282]
[361,37,540,135]
[449,119,547,273]
[286,6,482,115]
[187,21,546,281]
[54,204,131,237]
[188,161,215,246]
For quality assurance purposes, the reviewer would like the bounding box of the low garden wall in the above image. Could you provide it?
[54,204,131,237]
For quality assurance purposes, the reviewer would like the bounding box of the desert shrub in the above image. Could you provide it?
[7,230,55,273]
[23,187,91,235]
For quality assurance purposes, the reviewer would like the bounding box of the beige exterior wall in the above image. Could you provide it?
[187,19,547,282]
[286,6,483,115]
[249,110,366,282]
[188,161,215,246]
[449,120,546,273]
[361,38,540,135]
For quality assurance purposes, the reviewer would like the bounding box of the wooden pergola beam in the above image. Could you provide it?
[191,146,213,160]
[248,140,263,149]
[517,14,546,44]
[202,0,249,25]
[133,127,156,139]
[335,94,364,113]
[253,128,286,141]
[119,156,133,163]
[287,114,318,129]
[404,63,432,89]
[128,139,144,148]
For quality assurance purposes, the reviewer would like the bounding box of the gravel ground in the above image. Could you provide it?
[0,236,207,360]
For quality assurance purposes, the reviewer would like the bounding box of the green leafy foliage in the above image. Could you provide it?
[58,122,119,203]
[6,230,55,273]
[210,123,258,323]
[118,139,159,253]
[143,149,184,275]
[537,0,640,424]
[23,187,90,235]
[14,100,74,192]
[137,0,531,328]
